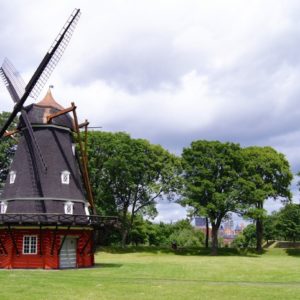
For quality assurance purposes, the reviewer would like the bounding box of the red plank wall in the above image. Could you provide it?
[0,228,94,269]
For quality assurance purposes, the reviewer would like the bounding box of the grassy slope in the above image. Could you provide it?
[1,248,300,300]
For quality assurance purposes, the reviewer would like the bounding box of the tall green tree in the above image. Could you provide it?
[181,140,243,255]
[168,219,204,248]
[128,214,148,246]
[146,221,173,246]
[241,146,292,252]
[263,212,280,244]
[276,203,300,242]
[87,131,181,246]
[233,224,256,249]
[0,112,18,185]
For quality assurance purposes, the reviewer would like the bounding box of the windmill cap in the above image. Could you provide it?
[36,89,65,110]
[24,88,73,128]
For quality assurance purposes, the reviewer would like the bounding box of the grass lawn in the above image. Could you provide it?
[1,247,300,299]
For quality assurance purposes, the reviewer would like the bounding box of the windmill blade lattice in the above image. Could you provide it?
[0,61,48,171]
[0,9,81,138]
[29,8,81,99]
[0,58,26,102]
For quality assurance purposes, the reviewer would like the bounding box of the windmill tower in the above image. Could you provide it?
[0,9,109,269]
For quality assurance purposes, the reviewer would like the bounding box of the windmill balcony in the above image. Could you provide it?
[0,213,117,228]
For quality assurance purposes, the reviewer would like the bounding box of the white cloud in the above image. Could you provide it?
[154,201,188,224]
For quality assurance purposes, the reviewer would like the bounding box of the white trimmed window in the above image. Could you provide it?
[64,201,74,215]
[23,236,37,254]
[9,171,16,184]
[0,201,7,214]
[61,170,70,185]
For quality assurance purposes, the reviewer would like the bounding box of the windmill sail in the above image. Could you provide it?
[0,58,26,102]
[0,8,81,138]
[0,60,48,173]
[28,8,81,99]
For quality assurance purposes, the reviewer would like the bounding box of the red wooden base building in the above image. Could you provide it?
[0,226,94,269]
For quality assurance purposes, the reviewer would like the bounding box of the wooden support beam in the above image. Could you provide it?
[71,102,95,211]
[50,225,58,256]
[0,235,7,255]
[78,120,89,129]
[39,225,43,256]
[57,225,71,255]
[4,129,19,140]
[84,119,88,166]
[46,105,75,123]
[79,231,92,256]
[7,225,19,256]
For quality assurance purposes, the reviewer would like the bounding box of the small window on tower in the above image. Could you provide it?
[0,201,7,214]
[61,170,70,185]
[64,201,74,215]
[9,171,16,184]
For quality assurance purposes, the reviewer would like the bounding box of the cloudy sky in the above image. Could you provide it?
[1,0,300,222]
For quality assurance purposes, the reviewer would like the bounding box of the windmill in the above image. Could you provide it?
[0,9,114,269]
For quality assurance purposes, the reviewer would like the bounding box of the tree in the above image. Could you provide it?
[146,222,174,246]
[128,214,148,246]
[168,219,204,248]
[0,112,18,185]
[87,131,181,247]
[181,140,244,255]
[263,212,279,244]
[233,224,256,249]
[276,204,300,242]
[241,146,292,252]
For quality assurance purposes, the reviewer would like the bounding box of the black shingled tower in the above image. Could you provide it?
[2,90,88,217]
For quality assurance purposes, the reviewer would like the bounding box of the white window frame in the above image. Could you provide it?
[85,203,90,216]
[23,235,38,255]
[61,170,71,185]
[64,201,74,215]
[0,201,7,214]
[9,171,16,184]
[72,143,76,156]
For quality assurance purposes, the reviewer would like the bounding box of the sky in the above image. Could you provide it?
[1,0,300,223]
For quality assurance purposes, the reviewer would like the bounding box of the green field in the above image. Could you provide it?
[1,247,300,299]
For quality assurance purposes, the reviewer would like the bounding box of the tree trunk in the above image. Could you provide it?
[211,223,219,255]
[121,205,129,248]
[121,228,128,248]
[255,201,264,253]
[205,217,209,248]
[256,218,263,253]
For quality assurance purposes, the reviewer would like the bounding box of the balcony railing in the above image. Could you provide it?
[0,213,118,227]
